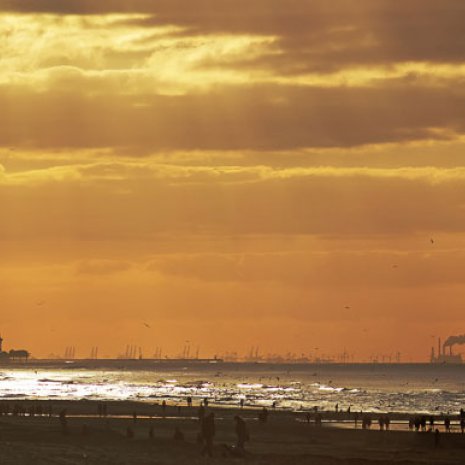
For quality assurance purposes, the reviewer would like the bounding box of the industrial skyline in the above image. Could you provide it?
[2,333,464,364]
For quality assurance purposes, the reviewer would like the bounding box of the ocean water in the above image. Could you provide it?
[0,363,464,415]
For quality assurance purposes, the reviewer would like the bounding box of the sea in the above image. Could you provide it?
[1,362,464,415]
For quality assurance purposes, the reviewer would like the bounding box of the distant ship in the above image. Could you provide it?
[430,337,463,364]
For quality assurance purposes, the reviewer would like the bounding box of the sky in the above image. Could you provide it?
[1,0,465,361]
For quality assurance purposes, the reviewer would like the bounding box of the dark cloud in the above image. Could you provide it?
[1,82,465,151]
[2,1,465,72]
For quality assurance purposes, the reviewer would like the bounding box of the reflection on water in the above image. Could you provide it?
[0,363,464,414]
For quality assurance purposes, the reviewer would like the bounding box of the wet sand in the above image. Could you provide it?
[0,401,464,464]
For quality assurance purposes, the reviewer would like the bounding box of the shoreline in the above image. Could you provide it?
[0,400,464,464]
[1,400,464,432]
[1,397,464,422]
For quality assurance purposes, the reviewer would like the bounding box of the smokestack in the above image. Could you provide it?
[438,338,441,357]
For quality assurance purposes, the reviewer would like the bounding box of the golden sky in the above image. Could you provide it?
[1,0,465,360]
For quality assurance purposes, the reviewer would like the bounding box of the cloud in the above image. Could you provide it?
[1,82,465,151]
[3,0,465,73]
[1,160,465,239]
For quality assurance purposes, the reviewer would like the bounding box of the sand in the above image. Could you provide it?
[0,401,464,464]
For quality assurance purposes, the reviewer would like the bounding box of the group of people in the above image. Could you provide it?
[197,409,250,457]
[121,397,253,457]
[196,398,252,457]
[0,402,53,418]
[301,403,465,433]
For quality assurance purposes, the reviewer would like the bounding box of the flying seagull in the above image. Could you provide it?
[143,322,151,329]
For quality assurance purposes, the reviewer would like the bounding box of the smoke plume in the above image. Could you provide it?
[443,334,465,347]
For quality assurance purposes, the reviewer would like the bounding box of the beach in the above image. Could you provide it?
[1,400,464,464]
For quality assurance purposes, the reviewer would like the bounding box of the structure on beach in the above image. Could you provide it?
[0,335,31,362]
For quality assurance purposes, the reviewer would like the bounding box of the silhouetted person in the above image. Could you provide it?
[234,415,249,451]
[384,415,390,430]
[240,399,244,409]
[434,428,440,448]
[187,396,192,408]
[420,416,427,431]
[132,411,137,423]
[461,418,465,434]
[198,404,205,421]
[162,400,167,414]
[306,412,311,424]
[174,426,184,441]
[200,412,215,457]
[444,417,451,432]
[203,397,209,407]
[258,407,268,423]
[429,416,435,431]
[59,409,68,435]
[378,417,384,431]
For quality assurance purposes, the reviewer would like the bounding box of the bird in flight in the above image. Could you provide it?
[344,306,351,310]
[36,300,46,306]
[143,322,151,329]
[430,238,434,244]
